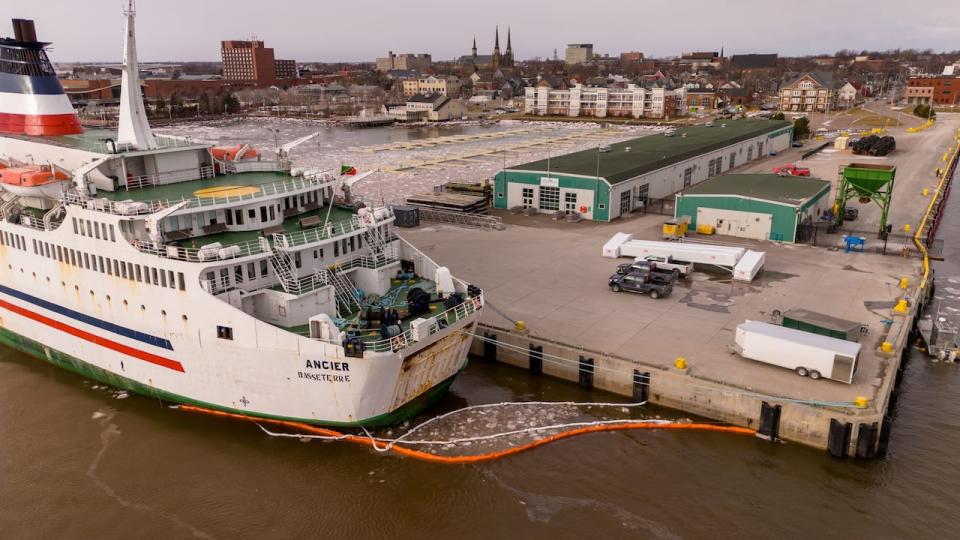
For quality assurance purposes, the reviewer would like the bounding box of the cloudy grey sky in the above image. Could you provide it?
[2,0,958,63]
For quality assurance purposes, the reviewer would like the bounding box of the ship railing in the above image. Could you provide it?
[126,166,216,191]
[17,214,47,231]
[358,294,483,353]
[272,209,395,249]
[62,175,335,216]
[134,237,269,263]
[200,275,234,295]
[223,160,291,174]
[93,135,203,154]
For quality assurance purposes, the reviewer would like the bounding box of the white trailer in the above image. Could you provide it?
[603,235,766,282]
[733,250,765,282]
[733,320,860,384]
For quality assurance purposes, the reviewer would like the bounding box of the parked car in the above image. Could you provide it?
[772,163,811,177]
[609,270,674,299]
[791,140,804,148]
[843,207,859,221]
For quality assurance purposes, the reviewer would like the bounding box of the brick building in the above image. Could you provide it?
[905,76,960,106]
[274,59,298,80]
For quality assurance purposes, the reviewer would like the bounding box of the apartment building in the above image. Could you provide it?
[524,84,685,119]
[565,44,593,65]
[402,75,462,97]
[778,72,836,112]
[221,40,276,85]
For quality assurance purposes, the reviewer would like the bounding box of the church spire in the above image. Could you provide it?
[472,36,477,58]
[505,27,513,67]
[492,26,501,70]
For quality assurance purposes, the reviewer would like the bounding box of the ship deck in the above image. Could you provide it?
[4,128,118,153]
[176,205,356,247]
[97,171,292,203]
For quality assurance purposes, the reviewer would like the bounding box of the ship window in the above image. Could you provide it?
[151,267,159,285]
[260,260,268,277]
[248,209,256,219]
[269,205,276,221]
[334,241,339,257]
[235,209,243,225]
[260,206,267,222]
[101,223,108,239]
[120,262,128,279]
[160,269,167,287]
[94,223,101,240]
[115,260,121,276]
[225,210,234,226]
[294,252,302,268]
[32,239,38,254]
[69,250,77,266]
[178,272,186,291]
[98,256,105,273]
[247,262,255,279]
[109,225,116,242]
[83,253,90,269]
[106,259,113,276]
[168,270,176,289]
[79,220,86,236]
[56,246,63,262]
[72,218,78,234]
[342,239,348,254]
[0,232,5,245]
[135,265,143,282]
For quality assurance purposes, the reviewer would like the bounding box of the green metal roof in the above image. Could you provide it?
[679,173,830,207]
[507,119,791,184]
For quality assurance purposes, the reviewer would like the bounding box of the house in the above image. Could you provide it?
[686,88,717,111]
[779,72,836,112]
[718,86,751,108]
[836,81,864,108]
[386,94,466,122]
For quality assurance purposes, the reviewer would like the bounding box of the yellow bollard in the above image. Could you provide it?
[881,342,894,353]
[900,277,909,289]
[903,224,912,233]
[922,188,930,197]
[894,299,909,314]
[854,396,869,408]
[514,320,526,332]
[674,357,687,370]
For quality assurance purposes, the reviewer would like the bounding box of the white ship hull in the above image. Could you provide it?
[0,203,481,426]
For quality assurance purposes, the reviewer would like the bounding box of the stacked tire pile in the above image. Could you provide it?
[851,135,896,156]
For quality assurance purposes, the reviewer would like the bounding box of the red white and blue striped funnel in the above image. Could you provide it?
[0,19,83,136]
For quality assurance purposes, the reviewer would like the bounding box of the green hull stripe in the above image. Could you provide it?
[0,325,458,428]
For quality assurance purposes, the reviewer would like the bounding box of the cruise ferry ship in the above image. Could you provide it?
[0,6,482,426]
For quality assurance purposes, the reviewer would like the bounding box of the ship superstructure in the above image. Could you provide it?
[0,9,482,426]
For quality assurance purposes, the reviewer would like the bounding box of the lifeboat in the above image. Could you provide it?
[211,144,259,173]
[0,165,71,199]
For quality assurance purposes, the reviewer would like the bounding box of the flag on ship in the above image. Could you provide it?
[340,165,357,176]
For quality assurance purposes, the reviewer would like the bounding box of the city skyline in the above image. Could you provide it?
[1,0,958,63]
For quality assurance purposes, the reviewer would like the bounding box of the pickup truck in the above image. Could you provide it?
[609,270,674,299]
[616,260,680,281]
[772,163,811,177]
[639,255,693,278]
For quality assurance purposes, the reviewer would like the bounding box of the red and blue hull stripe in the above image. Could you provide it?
[0,284,183,372]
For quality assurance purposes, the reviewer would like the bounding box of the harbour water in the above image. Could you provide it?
[2,123,959,539]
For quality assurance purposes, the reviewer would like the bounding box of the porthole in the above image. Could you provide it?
[106,295,111,301]
[74,285,79,291]
[140,305,146,312]
[123,300,129,307]
[182,314,188,322]
[161,310,167,316]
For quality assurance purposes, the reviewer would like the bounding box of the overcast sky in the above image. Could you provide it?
[2,0,958,63]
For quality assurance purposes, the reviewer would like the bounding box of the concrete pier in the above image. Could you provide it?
[402,115,960,456]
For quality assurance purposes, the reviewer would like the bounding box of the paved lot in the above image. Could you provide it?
[401,113,958,404]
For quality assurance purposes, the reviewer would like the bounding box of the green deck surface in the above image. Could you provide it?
[98,171,292,202]
[180,205,356,247]
[7,128,117,153]
[509,119,791,184]
[680,173,830,207]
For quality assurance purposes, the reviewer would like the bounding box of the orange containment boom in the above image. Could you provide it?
[179,404,757,464]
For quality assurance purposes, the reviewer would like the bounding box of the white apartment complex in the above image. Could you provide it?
[524,84,686,119]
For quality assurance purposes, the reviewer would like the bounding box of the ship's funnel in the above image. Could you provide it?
[12,19,38,43]
[0,19,83,136]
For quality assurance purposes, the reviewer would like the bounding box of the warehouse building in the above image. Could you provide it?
[674,173,831,242]
[493,119,792,221]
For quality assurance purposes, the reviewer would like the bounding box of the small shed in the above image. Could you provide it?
[674,173,830,242]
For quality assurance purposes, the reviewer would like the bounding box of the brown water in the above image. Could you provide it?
[2,127,960,538]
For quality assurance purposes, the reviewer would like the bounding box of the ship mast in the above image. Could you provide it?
[117,0,157,150]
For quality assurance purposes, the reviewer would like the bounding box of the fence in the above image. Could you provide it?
[796,223,944,258]
[417,208,504,230]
